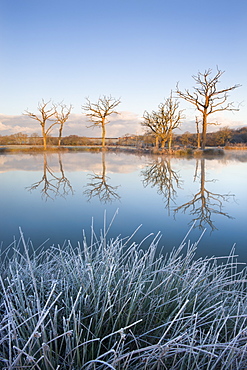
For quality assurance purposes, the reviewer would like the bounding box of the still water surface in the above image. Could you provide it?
[0,150,246,261]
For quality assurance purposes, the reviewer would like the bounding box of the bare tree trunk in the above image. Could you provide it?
[58,126,63,146]
[196,117,201,149]
[42,126,47,150]
[102,122,106,148]
[168,131,172,151]
[201,112,207,150]
[155,136,159,149]
[161,139,166,148]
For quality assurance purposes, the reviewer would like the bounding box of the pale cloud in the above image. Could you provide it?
[0,112,144,137]
[0,115,39,135]
[0,120,12,132]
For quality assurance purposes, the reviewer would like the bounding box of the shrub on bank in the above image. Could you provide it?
[1,225,247,369]
[225,144,247,150]
[174,148,194,157]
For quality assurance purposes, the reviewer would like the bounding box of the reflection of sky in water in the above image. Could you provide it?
[0,151,246,262]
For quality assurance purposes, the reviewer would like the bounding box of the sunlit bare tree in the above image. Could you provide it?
[82,96,121,148]
[24,100,57,150]
[165,92,184,151]
[176,68,241,149]
[142,110,161,149]
[142,92,183,150]
[55,103,73,146]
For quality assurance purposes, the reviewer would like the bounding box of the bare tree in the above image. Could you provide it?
[24,100,57,150]
[176,68,241,149]
[165,92,184,151]
[142,110,161,149]
[54,103,73,146]
[82,96,121,148]
[142,93,183,150]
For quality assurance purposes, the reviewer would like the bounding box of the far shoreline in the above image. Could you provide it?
[0,144,247,158]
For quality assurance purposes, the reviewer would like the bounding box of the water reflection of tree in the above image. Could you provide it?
[27,153,74,200]
[174,158,234,231]
[141,157,183,211]
[84,151,120,203]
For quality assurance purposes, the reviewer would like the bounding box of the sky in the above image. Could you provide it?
[0,0,246,137]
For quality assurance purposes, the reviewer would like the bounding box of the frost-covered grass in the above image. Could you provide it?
[1,221,247,369]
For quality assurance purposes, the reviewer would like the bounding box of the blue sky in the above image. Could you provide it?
[0,0,246,137]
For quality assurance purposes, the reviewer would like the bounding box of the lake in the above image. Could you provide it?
[0,150,247,261]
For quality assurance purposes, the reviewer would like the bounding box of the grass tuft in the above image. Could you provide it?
[1,222,247,369]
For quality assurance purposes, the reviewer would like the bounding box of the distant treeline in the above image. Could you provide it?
[1,126,247,148]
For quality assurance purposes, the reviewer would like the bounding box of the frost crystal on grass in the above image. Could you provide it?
[1,221,247,369]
